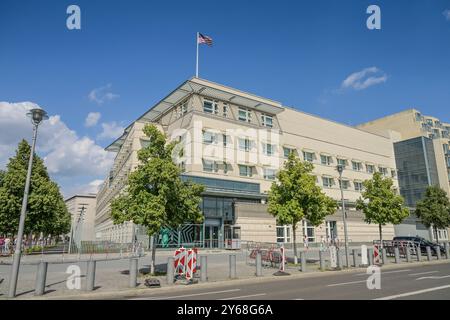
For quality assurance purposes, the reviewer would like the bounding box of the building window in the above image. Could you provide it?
[261,114,273,128]
[181,101,188,115]
[444,144,449,154]
[338,179,350,190]
[426,119,433,126]
[276,225,291,243]
[238,165,253,177]
[223,163,229,174]
[379,167,388,176]
[223,134,228,147]
[352,161,363,171]
[223,103,228,117]
[366,164,375,174]
[238,138,251,152]
[263,168,276,180]
[203,131,216,144]
[283,147,295,158]
[337,158,347,167]
[303,151,314,162]
[263,143,275,156]
[302,220,315,243]
[322,177,333,188]
[354,181,363,192]
[203,160,218,173]
[238,108,252,123]
[415,112,422,121]
[391,169,397,178]
[179,161,186,172]
[321,155,332,166]
[203,99,218,114]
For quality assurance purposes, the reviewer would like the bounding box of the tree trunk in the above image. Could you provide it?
[379,224,383,249]
[292,224,297,263]
[150,235,156,275]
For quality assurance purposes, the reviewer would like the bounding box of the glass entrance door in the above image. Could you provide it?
[205,225,219,248]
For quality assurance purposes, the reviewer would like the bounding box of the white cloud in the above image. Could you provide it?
[444,9,450,21]
[65,179,105,197]
[97,122,125,141]
[0,102,115,182]
[341,67,387,91]
[85,112,101,127]
[88,84,119,105]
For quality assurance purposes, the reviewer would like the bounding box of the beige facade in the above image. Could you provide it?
[65,194,97,247]
[95,77,399,247]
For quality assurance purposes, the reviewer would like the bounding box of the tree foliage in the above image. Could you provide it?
[110,124,205,236]
[268,153,337,257]
[415,185,450,242]
[0,140,71,236]
[356,172,409,243]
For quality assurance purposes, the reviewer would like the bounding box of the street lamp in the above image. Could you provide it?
[337,164,350,268]
[9,108,48,298]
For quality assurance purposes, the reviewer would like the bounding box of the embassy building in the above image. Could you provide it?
[95,78,400,249]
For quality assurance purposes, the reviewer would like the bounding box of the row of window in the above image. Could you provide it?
[200,160,367,190]
[203,99,274,128]
[283,147,395,177]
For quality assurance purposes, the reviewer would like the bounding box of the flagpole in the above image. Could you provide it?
[196,32,199,78]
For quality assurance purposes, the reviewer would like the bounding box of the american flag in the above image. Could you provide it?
[198,33,213,46]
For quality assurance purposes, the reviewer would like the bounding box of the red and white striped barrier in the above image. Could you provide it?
[173,247,198,280]
[373,244,380,264]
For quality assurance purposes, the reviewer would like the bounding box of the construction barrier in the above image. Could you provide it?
[173,246,198,280]
[373,244,380,264]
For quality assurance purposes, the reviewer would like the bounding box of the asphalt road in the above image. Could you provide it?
[125,262,450,300]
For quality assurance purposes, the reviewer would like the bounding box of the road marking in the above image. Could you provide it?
[293,298,305,300]
[219,293,266,300]
[327,280,367,287]
[416,275,450,280]
[355,269,410,276]
[374,284,450,300]
[131,289,241,300]
[408,271,438,276]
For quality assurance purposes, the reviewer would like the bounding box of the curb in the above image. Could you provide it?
[10,259,449,300]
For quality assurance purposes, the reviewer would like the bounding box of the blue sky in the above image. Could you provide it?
[1,0,449,196]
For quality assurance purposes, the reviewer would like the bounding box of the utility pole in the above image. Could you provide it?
[337,164,350,268]
[9,108,48,298]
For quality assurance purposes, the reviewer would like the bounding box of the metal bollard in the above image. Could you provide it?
[200,255,208,282]
[382,247,388,265]
[394,247,400,263]
[352,249,357,267]
[336,249,342,269]
[255,253,262,276]
[129,258,138,288]
[445,242,450,260]
[167,257,174,284]
[319,250,325,271]
[34,261,48,296]
[406,247,411,262]
[300,251,307,272]
[368,249,374,265]
[436,246,441,260]
[426,246,432,261]
[229,254,236,279]
[416,246,422,262]
[86,260,96,291]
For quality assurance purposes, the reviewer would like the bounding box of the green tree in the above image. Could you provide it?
[0,140,71,240]
[356,172,409,247]
[268,153,337,261]
[111,124,204,274]
[415,185,450,244]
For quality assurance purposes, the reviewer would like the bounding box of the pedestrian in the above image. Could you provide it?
[303,235,309,251]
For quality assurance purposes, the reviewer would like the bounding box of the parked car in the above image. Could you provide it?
[393,236,445,255]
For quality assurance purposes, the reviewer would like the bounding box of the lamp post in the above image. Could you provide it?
[9,108,48,298]
[337,164,350,268]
